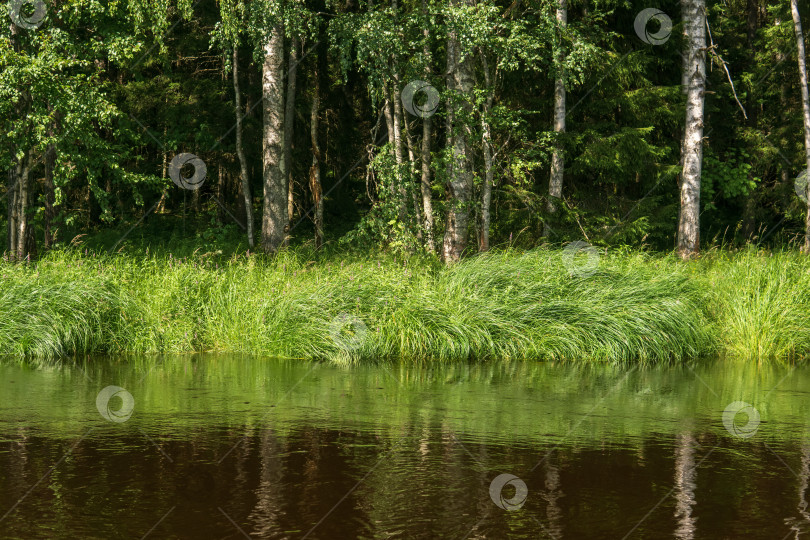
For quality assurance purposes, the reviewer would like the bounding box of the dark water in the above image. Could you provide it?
[1,356,810,539]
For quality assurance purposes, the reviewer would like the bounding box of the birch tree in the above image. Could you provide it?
[677,0,707,259]
[420,5,436,252]
[545,0,567,238]
[442,0,475,263]
[260,23,288,253]
[791,0,810,253]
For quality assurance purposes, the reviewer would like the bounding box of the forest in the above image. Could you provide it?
[4,0,810,362]
[5,4,810,537]
[3,0,810,259]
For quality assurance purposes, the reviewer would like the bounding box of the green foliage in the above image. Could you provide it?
[702,148,760,209]
[341,145,424,254]
[1,0,809,260]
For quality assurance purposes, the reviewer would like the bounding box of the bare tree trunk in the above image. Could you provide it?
[284,36,300,244]
[545,0,567,238]
[233,44,255,248]
[390,0,408,224]
[7,168,17,257]
[420,6,436,253]
[14,158,30,261]
[389,81,408,222]
[421,114,436,252]
[6,21,31,260]
[261,25,288,253]
[442,0,475,263]
[677,0,706,259]
[445,35,455,224]
[792,0,810,253]
[382,94,397,203]
[43,142,56,250]
[216,163,225,222]
[157,117,168,214]
[479,51,495,252]
[404,119,424,243]
[309,66,324,249]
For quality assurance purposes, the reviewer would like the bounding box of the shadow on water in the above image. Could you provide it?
[1,355,810,538]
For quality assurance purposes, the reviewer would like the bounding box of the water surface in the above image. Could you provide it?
[1,356,809,538]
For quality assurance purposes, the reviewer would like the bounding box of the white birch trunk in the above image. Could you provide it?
[420,4,436,253]
[545,0,567,237]
[677,0,706,259]
[442,0,475,263]
[791,0,810,253]
[260,25,288,253]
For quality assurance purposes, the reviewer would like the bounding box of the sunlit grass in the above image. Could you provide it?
[0,246,808,363]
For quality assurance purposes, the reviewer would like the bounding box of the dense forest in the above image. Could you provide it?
[3,0,810,262]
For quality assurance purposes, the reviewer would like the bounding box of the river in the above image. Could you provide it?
[1,355,808,538]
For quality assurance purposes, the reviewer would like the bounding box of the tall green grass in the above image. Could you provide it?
[694,249,810,360]
[0,246,807,363]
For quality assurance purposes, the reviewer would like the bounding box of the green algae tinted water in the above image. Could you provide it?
[1,355,809,539]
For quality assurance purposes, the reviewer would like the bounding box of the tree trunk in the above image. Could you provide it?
[7,168,17,257]
[791,0,810,253]
[677,0,706,259]
[157,117,168,213]
[261,25,288,253]
[11,158,31,261]
[445,35,455,227]
[393,82,410,224]
[545,0,567,238]
[421,113,436,253]
[442,0,475,263]
[233,44,255,248]
[382,94,397,203]
[6,21,32,260]
[479,51,495,252]
[284,36,300,243]
[420,6,436,253]
[43,142,56,250]
[746,0,759,128]
[404,119,424,244]
[309,66,324,249]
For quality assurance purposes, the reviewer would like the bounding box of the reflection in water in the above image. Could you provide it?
[786,445,810,538]
[673,432,697,540]
[2,356,810,538]
[542,456,564,540]
[248,430,286,538]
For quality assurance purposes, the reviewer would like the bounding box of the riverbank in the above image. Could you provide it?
[1,246,808,363]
